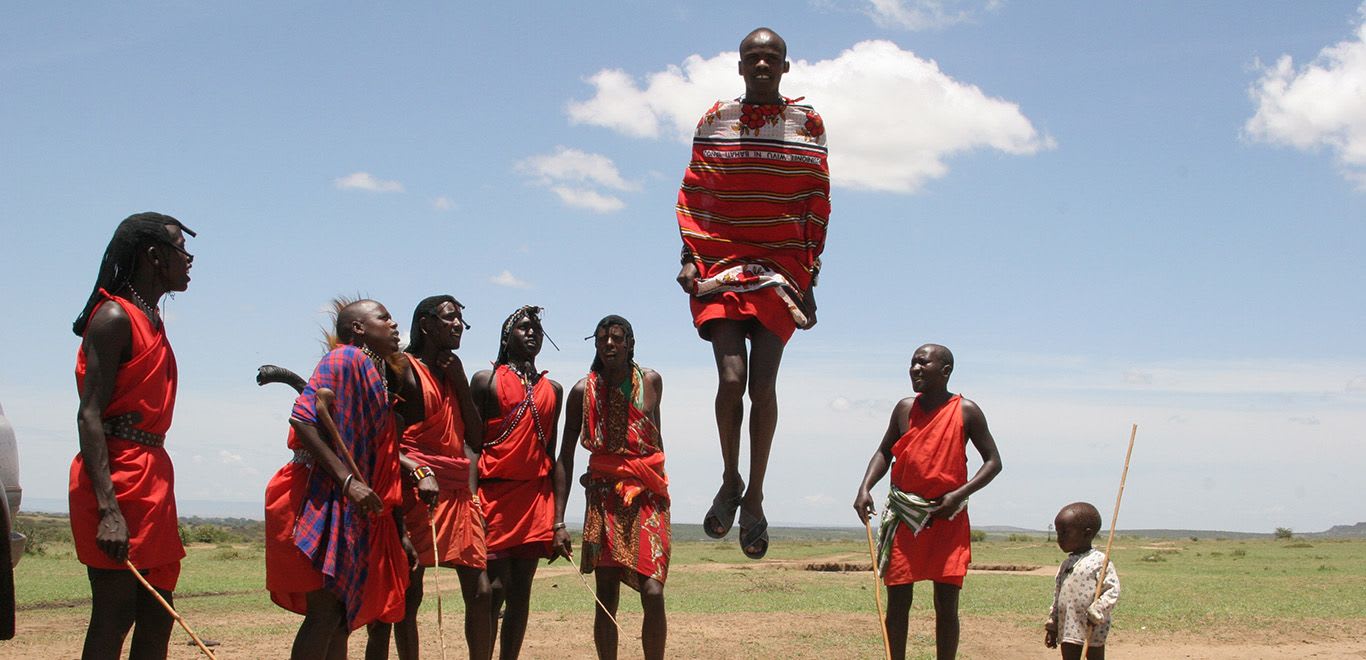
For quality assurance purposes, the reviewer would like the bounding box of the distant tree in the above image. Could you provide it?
[970,530,986,543]
[1274,527,1293,540]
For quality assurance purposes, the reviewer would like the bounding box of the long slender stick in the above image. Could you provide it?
[124,560,217,659]
[430,513,448,660]
[863,519,892,660]
[314,388,365,483]
[1082,424,1137,658]
[573,566,624,635]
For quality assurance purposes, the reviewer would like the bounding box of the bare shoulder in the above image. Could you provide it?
[81,299,132,351]
[959,396,987,422]
[641,368,662,388]
[892,396,916,416]
[470,368,494,388]
[549,378,564,396]
[570,378,588,397]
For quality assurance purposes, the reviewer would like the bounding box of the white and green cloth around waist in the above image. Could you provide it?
[875,484,967,575]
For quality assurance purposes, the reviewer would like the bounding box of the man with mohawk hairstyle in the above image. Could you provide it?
[264,298,421,660]
[470,305,562,660]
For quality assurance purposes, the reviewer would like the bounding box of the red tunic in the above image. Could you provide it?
[477,365,555,557]
[69,291,184,591]
[884,395,971,588]
[400,355,486,569]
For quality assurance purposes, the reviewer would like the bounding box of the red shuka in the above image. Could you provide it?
[401,355,486,569]
[884,395,972,588]
[477,365,555,556]
[69,291,184,591]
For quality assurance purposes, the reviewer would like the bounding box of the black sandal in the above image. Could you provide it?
[738,509,769,560]
[703,483,744,539]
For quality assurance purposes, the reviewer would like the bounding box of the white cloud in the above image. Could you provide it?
[865,0,1000,31]
[566,40,1053,193]
[516,147,634,213]
[432,196,454,211]
[1245,6,1366,189]
[219,449,244,465]
[489,270,532,289]
[517,146,637,191]
[549,186,626,213]
[1289,416,1321,426]
[1123,369,1154,385]
[829,396,852,412]
[333,171,404,193]
[1348,375,1366,391]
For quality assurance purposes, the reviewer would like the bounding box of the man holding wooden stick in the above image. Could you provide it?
[264,299,418,659]
[853,344,1002,660]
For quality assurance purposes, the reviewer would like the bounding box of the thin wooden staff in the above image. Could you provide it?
[1082,423,1137,658]
[863,517,893,660]
[314,388,368,493]
[562,547,624,636]
[124,559,217,659]
[429,511,448,660]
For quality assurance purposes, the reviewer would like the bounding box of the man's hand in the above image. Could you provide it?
[1044,620,1058,648]
[852,489,876,523]
[401,532,419,572]
[416,473,439,508]
[96,508,130,561]
[550,527,573,563]
[676,261,699,295]
[928,489,966,521]
[344,478,383,516]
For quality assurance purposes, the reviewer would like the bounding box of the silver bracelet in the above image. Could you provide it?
[552,522,566,531]
[342,473,355,494]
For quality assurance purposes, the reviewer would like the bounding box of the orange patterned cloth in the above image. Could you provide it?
[579,366,670,589]
[883,395,971,588]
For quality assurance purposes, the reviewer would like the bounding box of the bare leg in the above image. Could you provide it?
[1060,642,1105,660]
[707,320,750,525]
[365,622,392,660]
[932,581,960,660]
[639,577,666,660]
[485,559,509,658]
[82,567,137,660]
[456,564,493,660]
[293,588,349,660]
[366,565,423,660]
[740,323,785,551]
[592,568,623,660]
[128,580,175,660]
[496,557,539,660]
[885,583,914,660]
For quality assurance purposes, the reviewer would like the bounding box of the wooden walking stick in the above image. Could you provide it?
[314,388,365,483]
[573,564,625,636]
[124,559,217,659]
[863,517,893,660]
[429,512,449,660]
[1082,423,1137,658]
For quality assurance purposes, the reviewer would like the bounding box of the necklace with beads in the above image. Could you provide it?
[124,285,161,325]
[361,346,389,392]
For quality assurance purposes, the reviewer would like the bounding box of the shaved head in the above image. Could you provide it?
[741,27,787,59]
[916,343,954,367]
[336,299,381,343]
[1058,502,1102,532]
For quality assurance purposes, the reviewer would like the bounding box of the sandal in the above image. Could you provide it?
[738,508,769,560]
[703,482,744,539]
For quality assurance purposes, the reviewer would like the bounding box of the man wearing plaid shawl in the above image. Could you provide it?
[264,299,415,659]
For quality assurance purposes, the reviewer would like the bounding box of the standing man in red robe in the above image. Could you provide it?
[676,27,829,559]
[264,299,417,660]
[71,212,196,659]
[366,294,493,660]
[552,315,670,660]
[854,344,1003,660]
[471,306,562,659]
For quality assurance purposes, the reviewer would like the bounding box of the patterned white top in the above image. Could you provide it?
[1048,548,1121,646]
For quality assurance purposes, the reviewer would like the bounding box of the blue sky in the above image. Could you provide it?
[3,1,1364,533]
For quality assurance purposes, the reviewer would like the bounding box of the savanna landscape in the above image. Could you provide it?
[6,514,1365,659]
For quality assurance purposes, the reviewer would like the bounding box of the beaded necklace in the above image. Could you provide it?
[361,345,389,393]
[124,285,161,326]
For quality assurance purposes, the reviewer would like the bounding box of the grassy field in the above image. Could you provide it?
[8,518,1366,658]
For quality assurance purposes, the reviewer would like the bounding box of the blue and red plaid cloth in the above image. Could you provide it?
[290,345,391,627]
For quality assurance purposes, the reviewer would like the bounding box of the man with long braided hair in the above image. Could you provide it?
[71,211,196,658]
[470,306,562,659]
[367,294,493,660]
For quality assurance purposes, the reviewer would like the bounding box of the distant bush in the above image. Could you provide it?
[1141,553,1167,563]
[1231,548,1247,558]
[1007,533,1033,542]
[970,530,986,542]
[1284,542,1313,549]
[1274,527,1293,540]
[1189,536,1199,542]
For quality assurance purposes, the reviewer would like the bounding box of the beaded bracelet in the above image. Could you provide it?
[412,465,436,482]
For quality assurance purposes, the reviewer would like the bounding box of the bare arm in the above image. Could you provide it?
[644,368,663,443]
[290,417,381,516]
[75,304,133,561]
[438,351,485,452]
[551,380,586,561]
[469,369,498,448]
[853,397,915,523]
[928,398,1002,520]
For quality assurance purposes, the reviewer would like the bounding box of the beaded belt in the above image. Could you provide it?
[101,413,165,448]
[291,448,316,466]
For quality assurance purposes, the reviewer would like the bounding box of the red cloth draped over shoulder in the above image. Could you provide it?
[400,355,485,569]
[69,290,184,591]
[677,99,829,343]
[264,346,406,630]
[477,365,555,556]
[884,394,971,588]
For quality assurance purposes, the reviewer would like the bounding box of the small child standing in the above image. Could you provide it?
[1045,502,1121,660]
